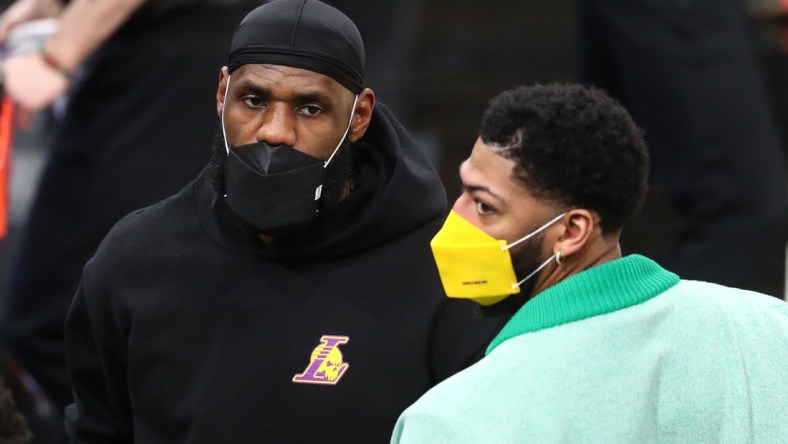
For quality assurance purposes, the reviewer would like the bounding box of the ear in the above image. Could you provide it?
[348,88,376,143]
[216,67,230,118]
[553,209,595,259]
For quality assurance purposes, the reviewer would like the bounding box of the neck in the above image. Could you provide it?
[531,236,622,297]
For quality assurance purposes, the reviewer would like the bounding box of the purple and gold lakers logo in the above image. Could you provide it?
[292,335,349,385]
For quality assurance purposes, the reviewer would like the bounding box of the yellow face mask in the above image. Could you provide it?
[430,210,566,305]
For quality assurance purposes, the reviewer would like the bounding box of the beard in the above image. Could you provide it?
[319,135,356,210]
[209,124,228,195]
[209,121,356,211]
[476,233,545,318]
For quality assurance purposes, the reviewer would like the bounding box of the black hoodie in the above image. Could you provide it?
[65,104,505,443]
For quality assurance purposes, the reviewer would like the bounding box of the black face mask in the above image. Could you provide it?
[224,142,326,235]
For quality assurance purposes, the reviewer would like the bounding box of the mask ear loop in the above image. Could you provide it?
[503,212,567,252]
[324,94,359,167]
[221,74,232,154]
[502,211,567,290]
[513,253,559,289]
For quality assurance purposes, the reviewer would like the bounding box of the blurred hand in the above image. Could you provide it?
[0,0,62,43]
[3,51,68,112]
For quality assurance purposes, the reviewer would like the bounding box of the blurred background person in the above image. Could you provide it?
[0,0,258,441]
[578,0,788,297]
[0,377,31,444]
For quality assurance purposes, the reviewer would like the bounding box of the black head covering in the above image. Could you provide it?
[227,0,365,93]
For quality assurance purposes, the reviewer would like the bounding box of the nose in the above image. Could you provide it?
[255,104,296,147]
[451,193,474,222]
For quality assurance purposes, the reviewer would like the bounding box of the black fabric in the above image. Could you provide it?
[579,0,787,296]
[227,0,365,93]
[224,142,325,233]
[0,3,260,414]
[64,106,506,443]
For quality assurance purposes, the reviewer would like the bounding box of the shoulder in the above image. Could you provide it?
[663,280,788,320]
[653,280,788,354]
[85,179,201,282]
[107,187,194,248]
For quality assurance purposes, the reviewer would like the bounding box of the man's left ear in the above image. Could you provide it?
[553,209,595,258]
[348,88,375,143]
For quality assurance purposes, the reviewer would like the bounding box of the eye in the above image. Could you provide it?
[475,200,494,215]
[242,96,264,109]
[299,105,323,116]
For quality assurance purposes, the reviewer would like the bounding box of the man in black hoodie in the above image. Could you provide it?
[63,1,503,442]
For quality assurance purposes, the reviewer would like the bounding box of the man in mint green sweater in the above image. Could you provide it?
[392,84,788,443]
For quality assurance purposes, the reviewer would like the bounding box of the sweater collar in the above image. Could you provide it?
[486,255,679,354]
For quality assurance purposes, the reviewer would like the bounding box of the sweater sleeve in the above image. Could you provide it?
[391,404,456,444]
[64,278,133,443]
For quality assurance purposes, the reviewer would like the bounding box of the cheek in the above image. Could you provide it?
[302,118,342,147]
[295,121,344,158]
[483,224,512,243]
[223,109,260,146]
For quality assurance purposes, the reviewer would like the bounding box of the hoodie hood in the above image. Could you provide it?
[196,102,447,259]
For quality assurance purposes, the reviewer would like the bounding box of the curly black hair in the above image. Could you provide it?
[480,83,649,234]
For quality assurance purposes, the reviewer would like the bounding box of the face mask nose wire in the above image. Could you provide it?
[324,94,359,167]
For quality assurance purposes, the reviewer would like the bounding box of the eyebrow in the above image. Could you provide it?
[235,81,335,107]
[293,91,335,107]
[236,81,270,98]
[463,183,508,206]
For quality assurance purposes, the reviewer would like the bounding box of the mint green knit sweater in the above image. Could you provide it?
[392,255,788,443]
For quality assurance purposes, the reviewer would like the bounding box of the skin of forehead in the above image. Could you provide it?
[232,64,354,105]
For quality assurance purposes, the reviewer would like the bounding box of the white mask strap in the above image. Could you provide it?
[504,212,567,251]
[324,94,359,167]
[221,74,232,154]
[513,252,558,289]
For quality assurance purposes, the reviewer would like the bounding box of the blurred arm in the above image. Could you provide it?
[2,0,147,111]
[0,0,62,42]
[44,0,147,73]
